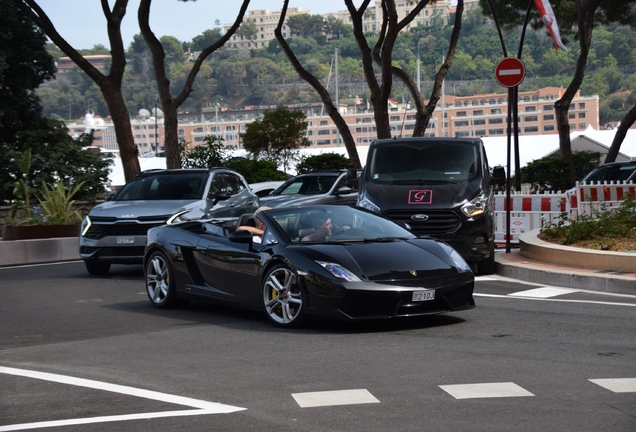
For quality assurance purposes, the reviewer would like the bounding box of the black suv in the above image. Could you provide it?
[80,168,259,275]
[259,170,358,208]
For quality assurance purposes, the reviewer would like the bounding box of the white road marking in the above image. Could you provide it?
[292,389,380,408]
[0,366,245,431]
[589,378,636,393]
[474,276,498,281]
[474,293,636,307]
[508,287,577,298]
[440,382,534,400]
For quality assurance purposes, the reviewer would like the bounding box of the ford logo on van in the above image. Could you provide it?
[411,214,429,221]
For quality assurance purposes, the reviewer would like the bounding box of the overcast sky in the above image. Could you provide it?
[35,0,362,50]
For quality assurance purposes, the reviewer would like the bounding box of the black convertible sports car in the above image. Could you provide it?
[144,205,475,327]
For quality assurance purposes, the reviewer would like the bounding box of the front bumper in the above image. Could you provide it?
[302,273,475,320]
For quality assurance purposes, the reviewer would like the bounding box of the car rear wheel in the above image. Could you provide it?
[146,251,178,308]
[84,261,110,276]
[262,264,304,327]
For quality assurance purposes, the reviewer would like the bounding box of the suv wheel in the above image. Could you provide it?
[84,261,111,276]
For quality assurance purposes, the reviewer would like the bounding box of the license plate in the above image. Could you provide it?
[412,290,435,301]
[116,237,134,244]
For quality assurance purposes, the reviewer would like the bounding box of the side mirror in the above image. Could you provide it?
[210,190,231,205]
[105,193,116,202]
[334,186,354,195]
[490,166,506,187]
[346,167,359,190]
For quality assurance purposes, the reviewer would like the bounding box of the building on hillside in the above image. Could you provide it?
[224,7,308,49]
[56,54,111,74]
[223,1,465,49]
[70,87,600,157]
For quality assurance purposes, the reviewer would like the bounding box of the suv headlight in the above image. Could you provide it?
[461,193,489,218]
[167,210,191,225]
[357,193,380,213]
[81,216,91,236]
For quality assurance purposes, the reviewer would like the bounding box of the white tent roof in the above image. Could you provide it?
[107,128,636,186]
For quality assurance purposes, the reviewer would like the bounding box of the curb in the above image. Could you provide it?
[494,230,636,295]
[0,237,80,267]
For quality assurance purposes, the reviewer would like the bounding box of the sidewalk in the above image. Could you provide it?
[495,249,636,295]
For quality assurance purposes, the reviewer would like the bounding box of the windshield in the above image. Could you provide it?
[582,164,636,183]
[368,141,480,183]
[273,175,339,195]
[116,172,207,201]
[266,206,416,244]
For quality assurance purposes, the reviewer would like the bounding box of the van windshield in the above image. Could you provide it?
[368,141,480,183]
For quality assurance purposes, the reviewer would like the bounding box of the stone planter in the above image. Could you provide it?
[2,224,80,241]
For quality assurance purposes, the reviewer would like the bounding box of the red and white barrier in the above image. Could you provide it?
[495,181,635,244]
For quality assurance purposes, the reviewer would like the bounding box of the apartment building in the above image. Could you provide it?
[223,0,479,49]
[224,6,307,50]
[69,86,599,156]
[56,54,111,74]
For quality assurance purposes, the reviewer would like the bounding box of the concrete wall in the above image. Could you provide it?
[0,237,80,267]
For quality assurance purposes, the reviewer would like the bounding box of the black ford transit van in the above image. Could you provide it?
[347,137,506,274]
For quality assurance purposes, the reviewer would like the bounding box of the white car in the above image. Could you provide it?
[249,181,285,197]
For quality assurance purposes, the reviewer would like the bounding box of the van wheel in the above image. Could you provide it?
[477,252,495,275]
[84,261,110,276]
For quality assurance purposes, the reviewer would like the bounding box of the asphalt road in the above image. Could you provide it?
[1,262,635,432]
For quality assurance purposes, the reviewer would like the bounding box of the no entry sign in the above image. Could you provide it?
[495,57,526,88]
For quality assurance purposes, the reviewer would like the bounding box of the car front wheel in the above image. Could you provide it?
[262,264,304,327]
[146,251,178,308]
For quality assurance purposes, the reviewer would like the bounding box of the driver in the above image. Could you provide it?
[302,216,332,242]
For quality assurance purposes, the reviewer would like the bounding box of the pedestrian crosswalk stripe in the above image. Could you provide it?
[292,389,380,408]
[439,382,534,399]
[589,378,636,393]
[508,287,577,298]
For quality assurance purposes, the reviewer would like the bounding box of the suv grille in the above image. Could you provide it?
[382,209,460,236]
[84,219,167,240]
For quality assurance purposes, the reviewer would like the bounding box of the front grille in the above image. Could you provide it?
[84,221,165,240]
[383,209,460,236]
[81,246,146,257]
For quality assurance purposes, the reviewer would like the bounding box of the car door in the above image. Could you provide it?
[223,172,259,216]
[192,234,263,304]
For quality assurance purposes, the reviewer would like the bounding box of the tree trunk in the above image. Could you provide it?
[555,1,600,186]
[605,102,636,163]
[276,0,361,168]
[101,81,141,178]
[139,0,251,169]
[21,0,141,183]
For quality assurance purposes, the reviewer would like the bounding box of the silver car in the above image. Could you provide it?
[80,168,259,275]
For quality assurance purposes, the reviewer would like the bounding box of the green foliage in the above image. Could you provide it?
[225,157,287,183]
[180,136,228,168]
[10,150,34,220]
[36,179,85,225]
[540,194,636,250]
[241,106,310,175]
[295,153,353,174]
[520,151,601,191]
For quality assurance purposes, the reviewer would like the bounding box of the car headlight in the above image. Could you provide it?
[357,194,380,213]
[461,193,489,218]
[316,261,362,282]
[81,216,91,236]
[439,243,472,272]
[167,210,190,225]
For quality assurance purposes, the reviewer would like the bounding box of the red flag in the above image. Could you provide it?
[533,0,567,52]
